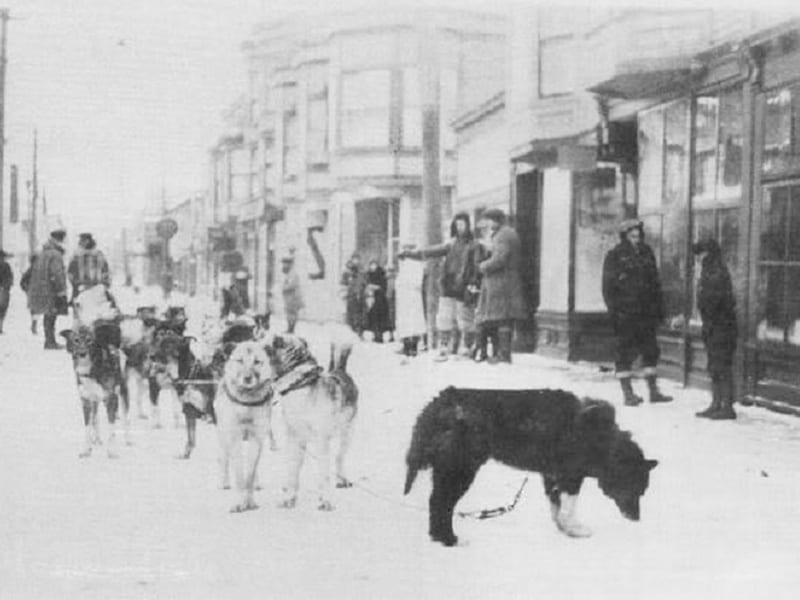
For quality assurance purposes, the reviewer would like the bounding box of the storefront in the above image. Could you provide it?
[591,23,800,413]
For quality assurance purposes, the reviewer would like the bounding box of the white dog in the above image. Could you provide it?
[266,334,358,511]
[215,340,276,512]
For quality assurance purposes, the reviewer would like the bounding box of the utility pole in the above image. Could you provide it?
[0,8,9,249]
[419,20,441,247]
[28,129,37,256]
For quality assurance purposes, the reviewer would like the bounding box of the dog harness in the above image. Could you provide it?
[221,380,273,407]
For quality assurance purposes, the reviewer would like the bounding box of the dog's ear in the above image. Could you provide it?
[222,341,238,359]
[59,329,75,353]
[645,459,658,471]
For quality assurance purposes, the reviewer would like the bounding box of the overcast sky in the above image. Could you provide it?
[1,0,795,249]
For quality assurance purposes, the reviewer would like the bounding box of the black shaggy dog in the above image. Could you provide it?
[404,387,658,546]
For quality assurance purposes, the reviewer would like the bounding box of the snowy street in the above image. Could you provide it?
[1,292,800,600]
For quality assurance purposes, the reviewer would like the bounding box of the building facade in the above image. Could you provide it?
[457,7,800,412]
[203,8,506,322]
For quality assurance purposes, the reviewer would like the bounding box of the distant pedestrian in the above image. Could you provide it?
[341,254,366,337]
[386,265,397,342]
[395,244,426,360]
[475,208,526,364]
[221,269,251,319]
[281,254,304,334]
[0,249,13,334]
[602,219,672,406]
[28,229,69,349]
[398,212,477,361]
[463,232,491,360]
[365,260,390,343]
[67,232,111,301]
[20,254,38,334]
[693,238,737,420]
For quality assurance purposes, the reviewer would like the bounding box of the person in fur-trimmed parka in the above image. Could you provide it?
[693,238,737,420]
[602,219,672,406]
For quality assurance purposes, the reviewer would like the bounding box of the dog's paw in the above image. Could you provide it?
[336,478,353,489]
[230,500,259,513]
[278,497,297,509]
[557,520,593,538]
[317,499,335,512]
[78,449,92,459]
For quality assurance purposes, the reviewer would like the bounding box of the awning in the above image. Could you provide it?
[588,56,698,100]
[512,134,597,171]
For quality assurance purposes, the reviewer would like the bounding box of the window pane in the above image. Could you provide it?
[690,210,716,324]
[717,87,743,199]
[761,187,789,261]
[341,111,390,147]
[638,108,664,214]
[664,100,689,207]
[757,266,785,341]
[786,267,800,345]
[789,186,800,261]
[763,87,795,176]
[402,109,421,147]
[540,37,574,96]
[341,70,391,110]
[719,207,741,275]
[661,203,689,325]
[692,96,718,205]
[307,97,328,158]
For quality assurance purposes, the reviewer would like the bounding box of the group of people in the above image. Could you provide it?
[0,229,111,348]
[341,208,526,366]
[602,219,737,420]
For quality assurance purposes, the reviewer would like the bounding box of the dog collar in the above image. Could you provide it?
[222,380,273,407]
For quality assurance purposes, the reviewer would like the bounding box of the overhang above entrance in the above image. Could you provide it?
[588,56,699,100]
[512,135,596,171]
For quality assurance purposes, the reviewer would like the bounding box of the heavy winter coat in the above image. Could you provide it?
[475,225,527,323]
[394,259,426,339]
[602,239,664,320]
[341,265,366,333]
[365,266,391,333]
[406,236,476,299]
[28,239,67,315]
[0,261,11,319]
[67,248,110,297]
[696,241,737,372]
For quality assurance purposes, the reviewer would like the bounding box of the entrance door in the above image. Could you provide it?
[514,169,542,349]
[355,199,399,267]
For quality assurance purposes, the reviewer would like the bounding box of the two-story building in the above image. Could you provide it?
[206,8,506,322]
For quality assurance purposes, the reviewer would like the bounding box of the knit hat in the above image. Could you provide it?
[618,219,643,234]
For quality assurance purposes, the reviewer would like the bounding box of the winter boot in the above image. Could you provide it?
[434,331,451,362]
[0,317,4,334]
[31,318,37,335]
[43,315,62,350]
[462,331,476,358]
[708,378,736,420]
[492,326,513,364]
[472,327,488,362]
[646,375,673,403]
[450,330,462,357]
[620,377,643,406]
[696,380,721,418]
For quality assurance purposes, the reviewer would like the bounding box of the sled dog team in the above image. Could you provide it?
[63,292,657,546]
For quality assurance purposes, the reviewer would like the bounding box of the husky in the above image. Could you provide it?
[61,323,128,458]
[404,387,658,546]
[215,340,276,512]
[263,333,358,511]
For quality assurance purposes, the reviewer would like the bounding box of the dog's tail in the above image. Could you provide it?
[328,341,353,373]
[403,397,443,495]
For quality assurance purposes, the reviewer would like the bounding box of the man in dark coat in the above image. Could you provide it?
[0,249,13,334]
[365,260,390,342]
[28,229,69,349]
[475,208,526,363]
[602,219,672,405]
[398,212,478,360]
[693,238,737,420]
[341,253,366,338]
[20,254,38,334]
[220,269,251,319]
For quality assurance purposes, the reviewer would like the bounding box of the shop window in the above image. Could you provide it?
[763,84,800,178]
[757,184,800,344]
[307,64,329,163]
[340,69,391,148]
[637,100,690,327]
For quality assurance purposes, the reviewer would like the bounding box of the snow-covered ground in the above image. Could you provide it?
[1,289,800,599]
